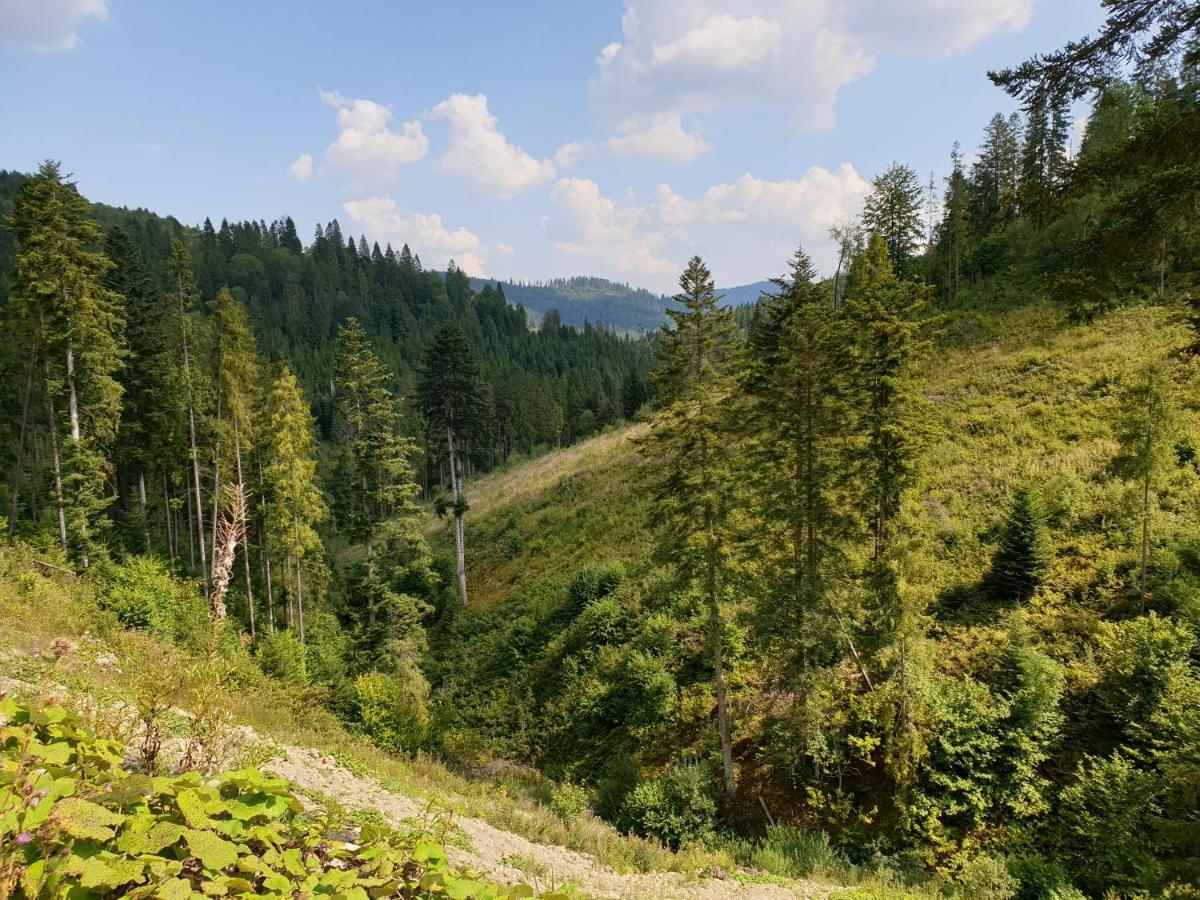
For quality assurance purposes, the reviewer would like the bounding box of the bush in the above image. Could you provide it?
[957,855,1019,900]
[93,555,209,648]
[1056,752,1163,895]
[255,629,308,684]
[352,670,428,753]
[549,781,591,822]
[619,762,717,849]
[0,696,540,898]
[567,564,624,613]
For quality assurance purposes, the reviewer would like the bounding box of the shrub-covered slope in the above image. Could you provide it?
[425,299,1200,892]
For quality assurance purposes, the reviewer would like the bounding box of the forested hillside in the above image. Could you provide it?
[1,2,1199,898]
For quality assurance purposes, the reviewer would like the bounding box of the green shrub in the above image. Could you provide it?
[352,670,428,753]
[549,782,591,822]
[255,629,308,684]
[0,696,547,898]
[567,564,624,613]
[957,855,1019,900]
[93,555,209,648]
[1056,751,1163,895]
[619,762,716,849]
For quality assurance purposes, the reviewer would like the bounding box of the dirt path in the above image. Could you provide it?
[267,745,833,900]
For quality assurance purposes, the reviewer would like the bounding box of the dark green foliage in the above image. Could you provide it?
[984,485,1054,602]
[617,762,717,850]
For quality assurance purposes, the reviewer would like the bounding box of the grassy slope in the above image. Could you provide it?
[444,300,1190,616]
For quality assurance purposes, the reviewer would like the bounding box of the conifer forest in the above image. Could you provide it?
[1,2,1199,897]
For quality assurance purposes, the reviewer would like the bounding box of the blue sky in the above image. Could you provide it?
[1,0,1104,292]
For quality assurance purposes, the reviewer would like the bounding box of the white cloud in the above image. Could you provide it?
[494,242,515,255]
[655,164,870,231]
[593,1,1031,134]
[553,142,589,168]
[544,164,870,289]
[432,93,556,198]
[548,177,676,278]
[343,196,486,276]
[304,90,427,187]
[0,0,107,51]
[606,113,710,164]
[288,153,314,182]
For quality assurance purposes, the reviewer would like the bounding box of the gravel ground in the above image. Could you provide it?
[267,745,836,900]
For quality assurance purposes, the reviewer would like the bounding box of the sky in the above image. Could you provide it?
[0,0,1106,292]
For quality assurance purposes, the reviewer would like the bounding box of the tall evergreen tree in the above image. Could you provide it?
[6,161,125,569]
[1114,356,1181,606]
[861,163,926,274]
[744,247,861,680]
[263,366,327,643]
[642,256,741,799]
[416,322,482,607]
[167,240,212,595]
[211,288,264,634]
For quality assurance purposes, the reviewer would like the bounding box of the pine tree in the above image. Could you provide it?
[6,161,125,569]
[1113,356,1181,607]
[167,240,212,595]
[985,484,1054,602]
[104,226,174,553]
[861,163,925,275]
[334,317,421,543]
[744,247,863,680]
[844,234,929,748]
[641,256,741,799]
[211,288,264,634]
[416,322,482,607]
[263,366,327,643]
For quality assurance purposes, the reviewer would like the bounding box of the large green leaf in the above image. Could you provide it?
[53,796,126,840]
[184,828,239,871]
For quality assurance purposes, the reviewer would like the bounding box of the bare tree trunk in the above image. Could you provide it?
[44,370,68,554]
[294,549,305,645]
[8,339,38,541]
[64,342,89,570]
[233,423,255,638]
[185,471,196,572]
[177,289,210,597]
[138,472,151,552]
[1139,469,1151,608]
[447,426,469,607]
[163,471,176,563]
[707,518,735,800]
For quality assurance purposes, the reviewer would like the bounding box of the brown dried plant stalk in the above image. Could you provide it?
[209,482,248,623]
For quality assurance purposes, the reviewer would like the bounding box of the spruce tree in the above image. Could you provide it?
[744,247,862,680]
[641,255,741,799]
[263,366,327,643]
[167,240,212,595]
[861,163,926,274]
[211,288,264,634]
[7,161,125,569]
[416,322,482,607]
[1113,357,1181,607]
[985,484,1054,602]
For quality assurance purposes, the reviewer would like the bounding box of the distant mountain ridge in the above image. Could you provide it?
[468,275,772,332]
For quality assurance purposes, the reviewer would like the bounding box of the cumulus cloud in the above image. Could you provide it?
[593,1,1031,134]
[432,93,556,198]
[548,177,677,278]
[606,113,711,164]
[343,196,486,276]
[0,0,108,51]
[655,164,870,231]
[315,90,428,184]
[544,164,870,288]
[553,142,589,168]
[494,242,515,255]
[288,153,314,182]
